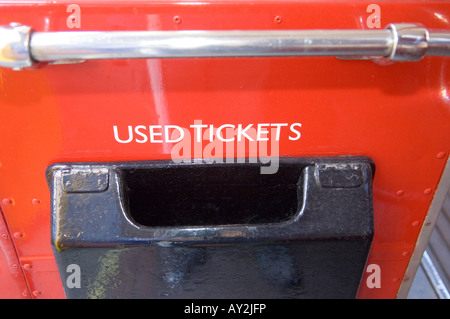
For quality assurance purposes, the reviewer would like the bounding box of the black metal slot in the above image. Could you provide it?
[121,164,305,227]
[49,157,375,298]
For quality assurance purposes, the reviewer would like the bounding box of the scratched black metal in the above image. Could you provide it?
[47,157,375,299]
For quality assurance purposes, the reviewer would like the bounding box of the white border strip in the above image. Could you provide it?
[397,156,450,298]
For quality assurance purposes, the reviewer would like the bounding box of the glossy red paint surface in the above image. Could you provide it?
[0,1,449,298]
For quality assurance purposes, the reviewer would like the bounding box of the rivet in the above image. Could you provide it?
[13,232,23,239]
[436,151,446,159]
[425,221,432,226]
[402,251,410,257]
[424,188,433,195]
[173,16,182,24]
[392,277,400,282]
[412,220,420,227]
[2,198,13,205]
[274,16,283,24]
[396,190,404,196]
[32,290,41,296]
[31,199,40,205]
[1,233,8,239]
[22,291,28,297]
[23,263,32,270]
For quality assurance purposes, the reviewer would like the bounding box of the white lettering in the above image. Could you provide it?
[289,123,302,141]
[209,124,214,142]
[227,304,266,315]
[66,4,81,29]
[113,125,133,143]
[217,124,236,142]
[114,122,303,175]
[271,123,288,141]
[237,124,255,142]
[149,125,163,143]
[190,122,208,143]
[134,125,148,143]
[66,264,81,288]
[203,127,224,163]
[366,264,381,288]
[184,303,218,316]
[259,128,280,175]
[256,123,270,141]
[170,128,191,163]
[165,125,184,143]
[366,4,381,29]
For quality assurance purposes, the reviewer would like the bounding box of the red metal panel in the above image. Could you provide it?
[0,208,30,298]
[0,0,449,298]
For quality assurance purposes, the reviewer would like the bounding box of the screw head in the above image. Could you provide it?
[437,151,446,159]
[274,16,283,24]
[13,232,23,239]
[396,190,404,196]
[2,198,13,205]
[173,16,182,24]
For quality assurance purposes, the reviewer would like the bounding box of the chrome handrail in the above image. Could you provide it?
[0,22,449,70]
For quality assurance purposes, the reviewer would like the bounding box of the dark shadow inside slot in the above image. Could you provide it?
[121,163,305,227]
